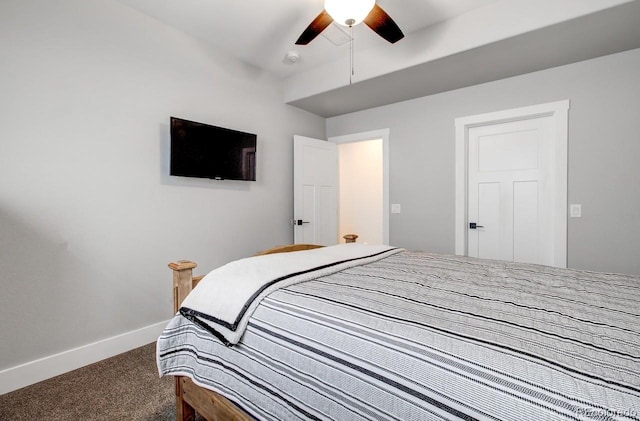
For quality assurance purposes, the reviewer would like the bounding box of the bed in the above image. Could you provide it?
[157,244,640,420]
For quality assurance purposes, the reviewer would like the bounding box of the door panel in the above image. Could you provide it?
[320,185,333,245]
[513,181,539,264]
[477,182,501,260]
[301,184,315,243]
[478,129,538,171]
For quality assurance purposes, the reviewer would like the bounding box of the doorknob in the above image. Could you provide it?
[469,222,484,229]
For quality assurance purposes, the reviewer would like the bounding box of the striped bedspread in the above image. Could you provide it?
[157,251,640,420]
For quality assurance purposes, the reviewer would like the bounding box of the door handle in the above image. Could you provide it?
[469,222,484,229]
[295,219,310,226]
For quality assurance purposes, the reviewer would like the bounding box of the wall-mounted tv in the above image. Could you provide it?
[170,117,257,181]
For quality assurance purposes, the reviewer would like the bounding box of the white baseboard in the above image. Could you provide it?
[0,320,170,395]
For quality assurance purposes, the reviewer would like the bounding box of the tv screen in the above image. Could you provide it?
[170,117,256,181]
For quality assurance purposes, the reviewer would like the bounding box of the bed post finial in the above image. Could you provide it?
[168,260,197,313]
[343,234,358,243]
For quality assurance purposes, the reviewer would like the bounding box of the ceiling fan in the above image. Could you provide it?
[296,0,404,45]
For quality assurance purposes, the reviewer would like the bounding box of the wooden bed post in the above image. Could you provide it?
[168,260,197,421]
[169,260,197,313]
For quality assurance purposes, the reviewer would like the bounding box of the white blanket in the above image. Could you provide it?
[180,244,402,345]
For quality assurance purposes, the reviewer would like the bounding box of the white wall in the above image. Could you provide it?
[327,48,640,276]
[0,0,324,378]
[338,139,383,245]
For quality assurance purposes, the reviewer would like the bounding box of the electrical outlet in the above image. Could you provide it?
[391,204,401,214]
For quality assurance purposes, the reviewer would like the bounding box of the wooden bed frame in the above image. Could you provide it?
[167,244,324,421]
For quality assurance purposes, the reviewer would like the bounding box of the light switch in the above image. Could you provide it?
[570,204,582,218]
[391,204,401,214]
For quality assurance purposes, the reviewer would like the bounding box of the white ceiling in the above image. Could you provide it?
[116,0,499,79]
[116,0,640,117]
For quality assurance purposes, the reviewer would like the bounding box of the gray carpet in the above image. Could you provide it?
[0,343,189,420]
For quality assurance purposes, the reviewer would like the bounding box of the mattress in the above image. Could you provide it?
[157,250,640,420]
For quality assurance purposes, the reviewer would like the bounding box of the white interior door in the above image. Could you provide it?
[455,100,569,268]
[293,135,338,245]
[467,116,555,265]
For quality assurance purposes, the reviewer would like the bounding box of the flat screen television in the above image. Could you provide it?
[170,117,257,181]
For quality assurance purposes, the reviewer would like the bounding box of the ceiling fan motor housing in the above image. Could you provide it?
[324,0,375,26]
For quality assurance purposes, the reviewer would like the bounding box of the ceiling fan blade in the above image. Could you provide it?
[295,10,334,45]
[364,4,404,44]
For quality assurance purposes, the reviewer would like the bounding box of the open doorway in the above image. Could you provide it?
[330,129,389,245]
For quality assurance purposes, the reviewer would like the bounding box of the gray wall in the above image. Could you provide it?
[327,48,640,276]
[0,0,325,370]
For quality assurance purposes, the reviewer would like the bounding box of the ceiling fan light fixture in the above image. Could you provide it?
[324,0,375,27]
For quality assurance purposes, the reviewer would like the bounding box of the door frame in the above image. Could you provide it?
[329,128,390,245]
[454,100,570,267]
